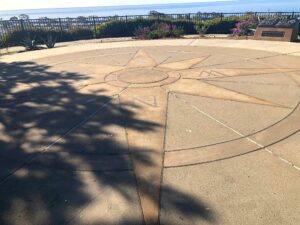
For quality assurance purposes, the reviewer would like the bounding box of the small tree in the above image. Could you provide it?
[10,16,18,21]
[19,14,29,20]
[149,10,165,17]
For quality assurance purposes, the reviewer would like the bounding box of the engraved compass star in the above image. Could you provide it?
[77,49,289,225]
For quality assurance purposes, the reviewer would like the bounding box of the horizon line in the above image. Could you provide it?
[0,0,234,12]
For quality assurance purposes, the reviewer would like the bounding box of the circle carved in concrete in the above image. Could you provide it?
[118,68,169,84]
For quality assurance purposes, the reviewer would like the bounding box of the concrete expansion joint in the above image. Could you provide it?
[174,93,300,173]
[0,88,127,185]
[265,148,300,172]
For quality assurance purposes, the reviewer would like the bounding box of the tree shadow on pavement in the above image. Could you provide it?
[0,60,217,225]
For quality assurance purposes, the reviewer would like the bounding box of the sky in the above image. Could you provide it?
[1,0,231,11]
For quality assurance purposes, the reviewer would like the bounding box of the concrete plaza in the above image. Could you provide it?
[0,39,300,225]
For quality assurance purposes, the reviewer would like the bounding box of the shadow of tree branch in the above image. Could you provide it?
[0,60,216,225]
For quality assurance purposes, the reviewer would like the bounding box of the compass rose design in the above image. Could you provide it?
[71,48,299,225]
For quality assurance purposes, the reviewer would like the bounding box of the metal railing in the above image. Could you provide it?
[0,11,299,38]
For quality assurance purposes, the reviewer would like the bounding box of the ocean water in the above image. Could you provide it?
[0,0,300,20]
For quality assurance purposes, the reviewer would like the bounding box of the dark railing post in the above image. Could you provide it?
[220,13,223,21]
[125,16,128,36]
[188,13,191,34]
[92,17,97,38]
[58,18,63,33]
[20,19,25,32]
[58,18,63,41]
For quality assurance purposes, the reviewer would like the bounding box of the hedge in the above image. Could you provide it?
[95,17,239,37]
[96,18,194,37]
[0,17,252,47]
[0,29,94,48]
[204,20,239,34]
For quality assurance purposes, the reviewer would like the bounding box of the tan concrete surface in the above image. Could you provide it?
[161,151,300,225]
[2,38,300,63]
[1,41,300,225]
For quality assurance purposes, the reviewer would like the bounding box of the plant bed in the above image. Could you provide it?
[134,22,184,39]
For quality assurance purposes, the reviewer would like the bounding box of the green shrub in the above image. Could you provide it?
[205,20,239,34]
[96,18,194,37]
[67,29,94,41]
[0,35,8,48]
[1,29,94,47]
[134,23,184,39]
[21,35,37,50]
[96,17,240,37]
[0,16,252,48]
[42,35,57,48]
[195,24,210,36]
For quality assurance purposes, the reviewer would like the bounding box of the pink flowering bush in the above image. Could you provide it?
[232,16,258,36]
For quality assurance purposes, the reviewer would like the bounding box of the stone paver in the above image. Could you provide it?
[0,40,300,225]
